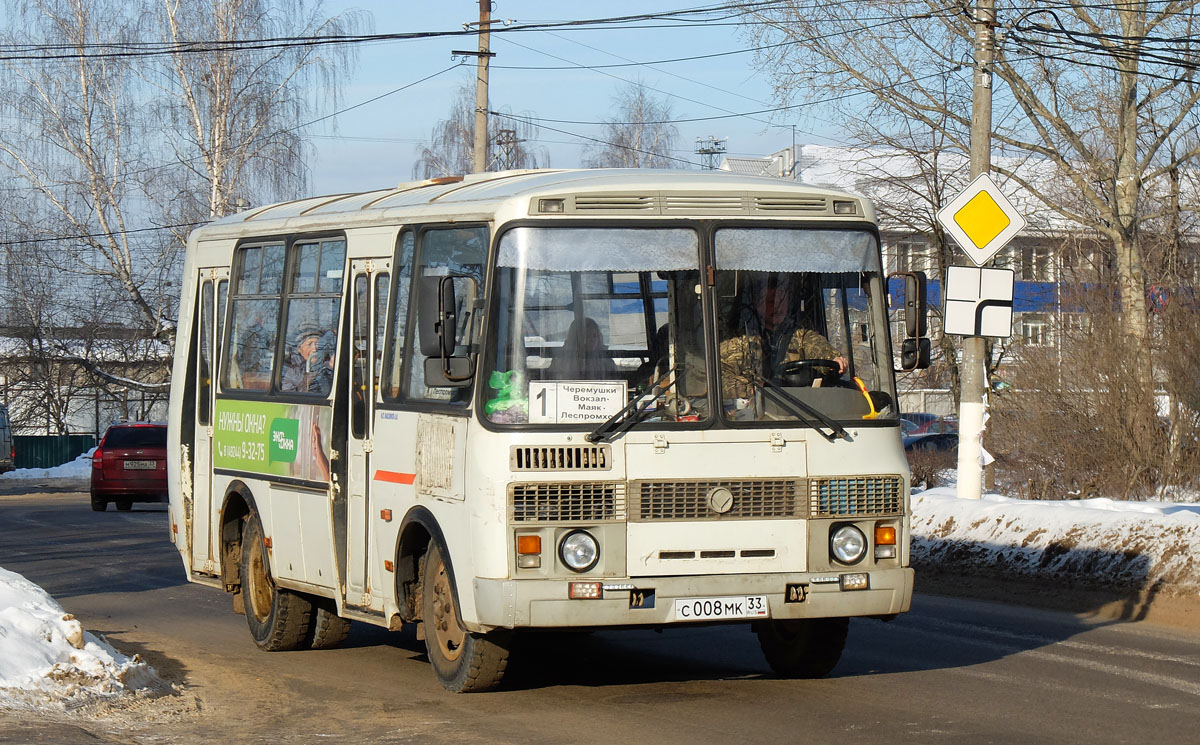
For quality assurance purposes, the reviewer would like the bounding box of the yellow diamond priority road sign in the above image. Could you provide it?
[937,172,1026,266]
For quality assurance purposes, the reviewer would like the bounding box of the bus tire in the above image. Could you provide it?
[309,598,352,650]
[421,543,510,693]
[91,499,107,511]
[241,513,313,651]
[752,617,849,678]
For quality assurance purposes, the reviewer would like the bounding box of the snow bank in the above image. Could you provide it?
[0,448,94,481]
[0,566,160,710]
[912,486,1200,595]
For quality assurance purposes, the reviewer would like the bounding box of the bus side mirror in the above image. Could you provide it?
[901,338,931,370]
[419,274,478,386]
[890,271,930,371]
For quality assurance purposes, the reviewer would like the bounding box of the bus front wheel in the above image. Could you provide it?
[241,513,313,651]
[752,617,849,678]
[421,543,510,693]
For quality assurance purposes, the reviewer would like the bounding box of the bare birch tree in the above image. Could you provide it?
[0,0,171,344]
[150,0,368,224]
[0,0,364,370]
[412,82,547,179]
[583,82,681,168]
[742,1,1200,356]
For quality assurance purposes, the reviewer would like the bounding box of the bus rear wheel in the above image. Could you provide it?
[241,513,313,651]
[308,597,352,650]
[752,617,849,678]
[421,543,510,693]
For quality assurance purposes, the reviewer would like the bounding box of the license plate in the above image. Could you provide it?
[123,460,156,470]
[673,595,769,621]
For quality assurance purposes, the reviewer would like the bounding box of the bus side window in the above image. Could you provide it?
[224,244,285,391]
[216,279,228,388]
[373,272,390,401]
[198,281,214,425]
[382,232,414,400]
[406,226,487,404]
[278,238,346,396]
[351,273,369,439]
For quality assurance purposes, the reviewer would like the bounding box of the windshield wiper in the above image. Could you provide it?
[749,373,851,443]
[586,366,677,443]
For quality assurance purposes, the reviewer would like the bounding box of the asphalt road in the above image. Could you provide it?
[2,484,1199,745]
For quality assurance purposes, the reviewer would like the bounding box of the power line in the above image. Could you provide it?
[0,222,203,248]
[493,66,969,127]
[0,3,806,62]
[0,63,465,193]
[487,110,703,168]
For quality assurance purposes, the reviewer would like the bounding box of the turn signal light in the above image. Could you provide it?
[875,525,897,545]
[517,535,541,555]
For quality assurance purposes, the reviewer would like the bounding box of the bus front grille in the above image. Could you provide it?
[632,479,805,521]
[509,482,626,522]
[510,445,611,472]
[809,476,904,517]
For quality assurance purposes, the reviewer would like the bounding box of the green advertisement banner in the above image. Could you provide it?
[214,399,331,482]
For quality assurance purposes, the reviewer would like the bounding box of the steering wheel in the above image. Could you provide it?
[778,359,842,387]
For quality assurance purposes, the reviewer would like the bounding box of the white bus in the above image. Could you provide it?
[167,169,930,692]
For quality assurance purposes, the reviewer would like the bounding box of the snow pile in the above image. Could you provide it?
[0,566,160,710]
[912,486,1200,595]
[0,448,94,481]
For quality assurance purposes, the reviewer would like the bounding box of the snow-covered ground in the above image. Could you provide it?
[912,485,1200,596]
[0,449,94,481]
[0,567,162,711]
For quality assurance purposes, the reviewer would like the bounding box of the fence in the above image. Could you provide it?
[13,434,96,470]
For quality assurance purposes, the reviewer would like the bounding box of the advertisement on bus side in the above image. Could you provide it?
[213,399,331,482]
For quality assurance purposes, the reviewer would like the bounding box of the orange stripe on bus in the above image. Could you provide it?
[374,470,416,484]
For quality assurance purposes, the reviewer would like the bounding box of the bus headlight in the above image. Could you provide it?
[830,525,867,565]
[559,530,599,572]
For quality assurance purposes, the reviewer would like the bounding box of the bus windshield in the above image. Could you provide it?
[485,226,708,425]
[714,228,891,424]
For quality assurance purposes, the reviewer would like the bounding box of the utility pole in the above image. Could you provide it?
[472,0,491,173]
[957,0,995,500]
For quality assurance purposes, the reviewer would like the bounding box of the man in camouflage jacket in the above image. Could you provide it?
[720,286,849,399]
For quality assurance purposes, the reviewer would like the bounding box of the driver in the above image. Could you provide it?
[720,283,848,399]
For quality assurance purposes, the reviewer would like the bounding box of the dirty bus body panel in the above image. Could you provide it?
[166,169,925,693]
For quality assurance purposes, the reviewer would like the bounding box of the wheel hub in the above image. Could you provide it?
[431,560,465,661]
[247,539,274,622]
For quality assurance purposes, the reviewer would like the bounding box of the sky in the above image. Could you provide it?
[305,2,836,195]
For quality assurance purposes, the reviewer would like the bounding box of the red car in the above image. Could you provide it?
[90,422,168,511]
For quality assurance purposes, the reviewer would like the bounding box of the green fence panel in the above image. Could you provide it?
[13,434,97,470]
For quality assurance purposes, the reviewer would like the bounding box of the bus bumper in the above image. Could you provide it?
[470,567,913,631]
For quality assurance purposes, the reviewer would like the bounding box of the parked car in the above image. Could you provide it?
[903,432,958,452]
[900,412,958,435]
[0,404,13,473]
[90,422,168,511]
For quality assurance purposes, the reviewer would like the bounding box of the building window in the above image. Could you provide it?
[894,238,932,274]
[1020,314,1051,346]
[1059,313,1090,336]
[1021,245,1053,281]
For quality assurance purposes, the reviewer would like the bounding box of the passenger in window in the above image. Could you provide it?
[720,283,848,398]
[282,324,334,395]
[550,317,618,380]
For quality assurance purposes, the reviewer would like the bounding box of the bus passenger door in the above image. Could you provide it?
[345,259,389,606]
[191,268,228,573]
